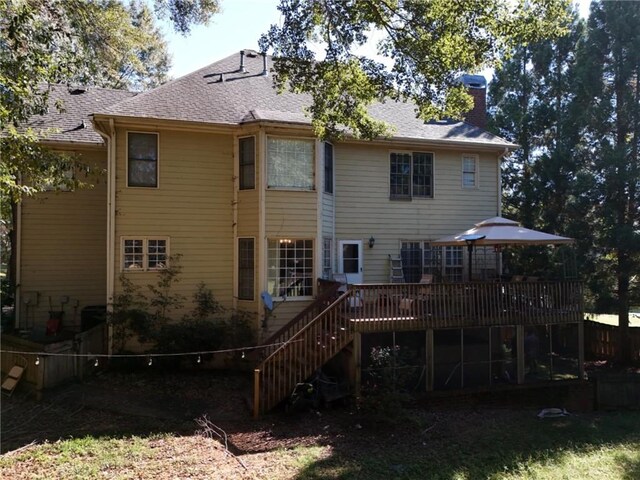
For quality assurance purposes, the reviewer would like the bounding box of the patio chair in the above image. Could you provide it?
[332,273,348,295]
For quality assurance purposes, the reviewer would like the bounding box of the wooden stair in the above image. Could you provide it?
[254,288,355,415]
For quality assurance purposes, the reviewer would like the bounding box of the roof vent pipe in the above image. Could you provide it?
[239,50,246,73]
[261,52,268,76]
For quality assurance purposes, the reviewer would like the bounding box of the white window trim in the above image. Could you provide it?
[126,131,160,189]
[121,236,170,272]
[238,135,257,191]
[462,153,479,189]
[267,238,315,300]
[389,150,435,200]
[265,135,316,191]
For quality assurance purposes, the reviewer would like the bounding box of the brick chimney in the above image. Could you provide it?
[460,74,487,130]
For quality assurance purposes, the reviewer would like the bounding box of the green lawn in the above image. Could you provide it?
[2,410,639,479]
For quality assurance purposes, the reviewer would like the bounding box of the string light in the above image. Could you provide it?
[94,358,99,367]
[147,356,153,366]
[0,339,303,362]
[197,355,202,364]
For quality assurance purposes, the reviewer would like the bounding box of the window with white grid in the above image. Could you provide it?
[322,238,332,279]
[267,138,314,189]
[444,246,464,282]
[267,239,314,298]
[390,152,433,199]
[122,237,169,271]
[462,155,478,188]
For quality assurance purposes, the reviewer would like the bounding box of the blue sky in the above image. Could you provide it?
[163,0,592,80]
[162,0,280,78]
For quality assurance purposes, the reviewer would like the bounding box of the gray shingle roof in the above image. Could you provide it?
[100,50,514,148]
[28,85,136,145]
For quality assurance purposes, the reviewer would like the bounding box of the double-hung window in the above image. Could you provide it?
[238,238,255,300]
[239,136,255,190]
[462,154,478,188]
[127,132,158,187]
[267,138,314,189]
[390,152,433,199]
[267,239,314,298]
[122,237,168,271]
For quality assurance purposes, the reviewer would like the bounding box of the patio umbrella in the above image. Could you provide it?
[431,217,574,280]
[430,217,574,247]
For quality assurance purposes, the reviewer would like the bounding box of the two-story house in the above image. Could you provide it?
[13,50,584,413]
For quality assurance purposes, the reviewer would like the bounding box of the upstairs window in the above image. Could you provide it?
[127,132,158,188]
[239,136,255,190]
[267,138,314,189]
[462,155,478,188]
[390,152,433,199]
[324,143,334,194]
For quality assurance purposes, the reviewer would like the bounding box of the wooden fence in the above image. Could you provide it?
[584,320,640,362]
[1,323,107,397]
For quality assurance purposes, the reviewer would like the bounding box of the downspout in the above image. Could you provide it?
[258,130,267,337]
[232,136,239,311]
[497,147,509,216]
[497,147,509,276]
[315,140,322,292]
[14,196,22,329]
[95,118,116,356]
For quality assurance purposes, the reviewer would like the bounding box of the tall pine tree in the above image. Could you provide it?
[573,1,640,362]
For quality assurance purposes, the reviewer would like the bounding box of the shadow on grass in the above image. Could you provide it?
[290,408,640,480]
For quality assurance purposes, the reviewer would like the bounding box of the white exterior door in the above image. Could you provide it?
[339,240,363,284]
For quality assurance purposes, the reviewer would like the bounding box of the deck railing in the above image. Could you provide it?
[343,281,583,332]
[254,280,583,415]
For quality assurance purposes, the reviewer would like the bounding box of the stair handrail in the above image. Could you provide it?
[258,279,342,359]
[255,288,355,414]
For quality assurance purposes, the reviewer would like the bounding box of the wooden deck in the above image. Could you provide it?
[254,280,583,415]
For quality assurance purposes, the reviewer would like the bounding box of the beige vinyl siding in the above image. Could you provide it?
[114,129,235,319]
[237,190,259,237]
[265,191,318,237]
[266,299,313,336]
[334,144,499,283]
[19,149,107,330]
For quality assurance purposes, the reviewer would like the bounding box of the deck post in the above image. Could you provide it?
[516,325,525,384]
[578,321,585,380]
[253,369,260,418]
[426,329,434,391]
[353,332,361,398]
